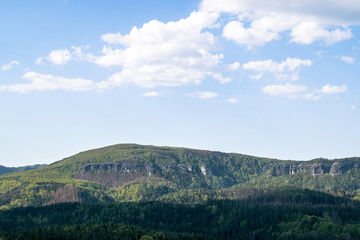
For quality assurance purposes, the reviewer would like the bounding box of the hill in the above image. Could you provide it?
[1,144,360,209]
[0,164,47,176]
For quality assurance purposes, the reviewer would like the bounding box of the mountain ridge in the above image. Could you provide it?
[0,164,47,176]
[1,143,360,209]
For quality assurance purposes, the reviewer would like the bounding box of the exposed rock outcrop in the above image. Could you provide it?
[200,164,212,176]
[82,163,152,173]
[264,161,359,177]
[74,162,213,188]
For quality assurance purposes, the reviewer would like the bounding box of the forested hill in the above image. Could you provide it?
[1,144,360,209]
[0,164,46,176]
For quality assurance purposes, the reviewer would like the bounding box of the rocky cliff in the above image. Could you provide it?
[74,162,213,188]
[264,160,358,177]
[74,158,360,189]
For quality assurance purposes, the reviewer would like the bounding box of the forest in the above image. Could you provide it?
[1,144,360,239]
[1,189,360,239]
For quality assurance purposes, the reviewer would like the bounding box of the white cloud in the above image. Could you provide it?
[340,56,355,64]
[37,46,90,65]
[262,83,309,99]
[321,84,347,94]
[91,11,234,88]
[222,13,301,47]
[243,58,312,72]
[223,21,280,46]
[108,64,206,88]
[1,61,19,70]
[262,83,347,99]
[143,91,161,97]
[243,58,312,81]
[101,33,123,44]
[0,72,100,93]
[189,91,218,99]
[290,22,352,45]
[224,97,238,103]
[351,105,356,110]
[202,0,359,47]
[47,49,72,64]
[228,62,241,70]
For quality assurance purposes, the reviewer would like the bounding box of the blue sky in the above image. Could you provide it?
[1,0,360,166]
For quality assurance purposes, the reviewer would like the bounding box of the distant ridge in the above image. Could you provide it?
[0,164,47,176]
[1,143,360,209]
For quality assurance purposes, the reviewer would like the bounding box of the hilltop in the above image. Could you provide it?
[1,144,360,209]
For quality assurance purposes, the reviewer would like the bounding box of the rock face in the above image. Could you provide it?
[74,162,213,188]
[264,161,359,177]
[200,165,212,176]
[82,163,152,174]
[74,159,359,188]
[74,163,154,188]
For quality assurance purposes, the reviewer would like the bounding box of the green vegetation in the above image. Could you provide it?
[0,164,46,176]
[1,144,360,238]
[1,189,360,239]
[1,144,360,209]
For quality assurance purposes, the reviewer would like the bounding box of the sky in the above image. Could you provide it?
[1,0,360,166]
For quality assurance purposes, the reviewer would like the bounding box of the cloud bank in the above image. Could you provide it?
[201,0,357,47]
[0,72,101,93]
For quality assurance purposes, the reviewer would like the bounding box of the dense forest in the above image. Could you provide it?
[1,144,360,239]
[1,189,360,239]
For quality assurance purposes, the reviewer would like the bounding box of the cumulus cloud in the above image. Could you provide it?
[1,61,19,70]
[188,91,218,99]
[37,46,90,65]
[321,84,347,94]
[290,22,352,45]
[37,49,72,64]
[6,12,238,94]
[143,91,161,97]
[91,11,234,88]
[0,72,100,93]
[201,0,359,47]
[340,56,355,64]
[243,58,312,81]
[223,21,280,46]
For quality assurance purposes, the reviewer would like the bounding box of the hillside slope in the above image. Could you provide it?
[1,144,360,209]
[0,164,46,176]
